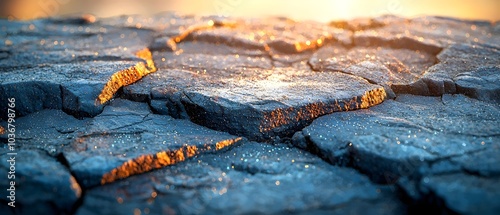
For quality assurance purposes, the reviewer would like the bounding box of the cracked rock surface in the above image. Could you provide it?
[0,13,499,215]
[77,143,406,215]
[293,94,500,213]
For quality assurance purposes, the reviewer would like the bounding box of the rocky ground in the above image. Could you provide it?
[0,13,499,215]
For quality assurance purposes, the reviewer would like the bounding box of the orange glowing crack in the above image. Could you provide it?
[167,20,237,51]
[260,87,386,132]
[216,137,242,150]
[293,36,331,53]
[166,19,329,54]
[359,87,386,109]
[0,126,4,135]
[69,176,83,198]
[100,137,242,184]
[96,48,157,105]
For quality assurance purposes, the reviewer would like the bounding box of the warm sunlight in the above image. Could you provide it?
[1,0,499,21]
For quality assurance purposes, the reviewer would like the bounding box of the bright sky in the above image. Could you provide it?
[4,0,500,22]
[161,0,500,22]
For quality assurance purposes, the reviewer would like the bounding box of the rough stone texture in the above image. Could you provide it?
[123,17,383,141]
[348,16,500,100]
[1,99,242,188]
[76,142,405,215]
[293,94,500,213]
[0,17,153,118]
[411,44,500,100]
[353,16,498,50]
[0,12,499,215]
[419,173,500,215]
[125,54,386,140]
[0,109,87,155]
[309,44,438,98]
[0,149,81,215]
[63,99,241,188]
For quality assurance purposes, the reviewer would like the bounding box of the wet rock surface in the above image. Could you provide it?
[0,13,499,214]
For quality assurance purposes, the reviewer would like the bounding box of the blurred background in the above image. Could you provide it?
[1,0,499,22]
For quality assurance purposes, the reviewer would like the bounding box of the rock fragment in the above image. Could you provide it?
[0,18,156,118]
[0,149,81,215]
[61,99,241,187]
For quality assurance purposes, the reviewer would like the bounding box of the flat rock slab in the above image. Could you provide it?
[64,99,242,188]
[1,99,242,189]
[75,142,405,215]
[0,108,87,155]
[293,94,500,213]
[125,50,386,140]
[0,17,154,118]
[309,44,438,98]
[122,19,386,141]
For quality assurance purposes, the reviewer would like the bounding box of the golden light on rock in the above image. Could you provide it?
[100,145,198,184]
[96,48,157,104]
[69,176,82,198]
[359,87,386,109]
[293,35,332,53]
[82,14,96,23]
[216,137,243,150]
[260,87,386,132]
[100,137,242,184]
[0,126,5,135]
[167,20,237,51]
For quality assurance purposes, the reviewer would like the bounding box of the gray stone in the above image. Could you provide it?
[0,109,87,155]
[61,99,242,188]
[62,81,106,117]
[0,17,154,118]
[345,16,500,101]
[75,142,405,215]
[0,149,81,215]
[353,16,498,51]
[293,94,500,213]
[1,13,499,215]
[121,19,380,141]
[0,81,62,117]
[293,94,500,182]
[450,146,500,177]
[394,43,500,100]
[455,66,500,103]
[125,60,386,141]
[125,33,386,141]
[309,44,438,98]
[420,174,500,215]
[1,98,241,188]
